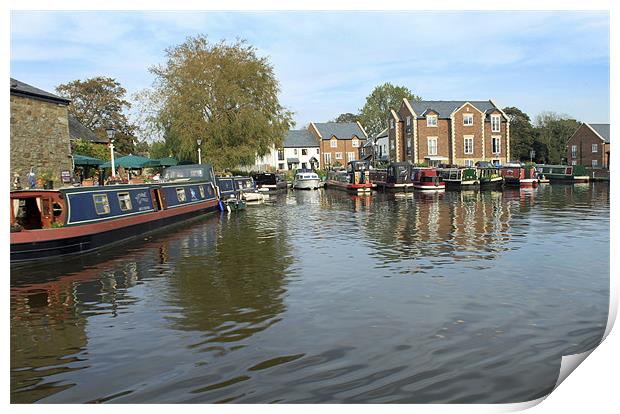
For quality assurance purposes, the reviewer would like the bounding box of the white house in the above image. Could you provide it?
[253,129,321,171]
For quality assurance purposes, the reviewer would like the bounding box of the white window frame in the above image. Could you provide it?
[335,152,343,160]
[427,115,438,127]
[390,139,395,150]
[492,136,501,154]
[347,152,355,162]
[592,143,598,153]
[176,188,187,202]
[302,148,308,155]
[491,115,501,132]
[293,148,298,155]
[352,139,359,148]
[464,136,474,155]
[571,160,577,166]
[390,119,395,129]
[592,159,598,168]
[93,194,110,215]
[428,137,438,156]
[463,113,474,126]
[117,192,132,211]
[571,145,577,158]
[464,159,474,167]
[406,116,411,126]
[316,148,320,154]
[324,153,332,164]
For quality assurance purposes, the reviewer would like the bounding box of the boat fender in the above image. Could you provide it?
[218,200,225,211]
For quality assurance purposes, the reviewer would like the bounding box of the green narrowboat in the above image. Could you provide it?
[536,165,589,183]
[477,167,504,189]
[437,167,479,190]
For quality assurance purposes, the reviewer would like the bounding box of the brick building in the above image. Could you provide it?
[387,99,510,167]
[308,122,368,169]
[10,78,73,188]
[566,123,610,169]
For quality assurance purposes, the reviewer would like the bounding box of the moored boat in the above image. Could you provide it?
[233,176,266,202]
[371,162,415,192]
[536,164,589,183]
[437,167,479,190]
[10,164,220,264]
[501,163,538,188]
[215,175,239,200]
[477,167,504,190]
[411,167,445,192]
[325,161,373,194]
[252,172,288,193]
[292,170,320,190]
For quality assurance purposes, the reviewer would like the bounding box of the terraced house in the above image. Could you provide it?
[308,122,368,169]
[387,99,510,167]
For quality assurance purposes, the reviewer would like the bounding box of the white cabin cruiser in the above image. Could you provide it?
[292,171,320,190]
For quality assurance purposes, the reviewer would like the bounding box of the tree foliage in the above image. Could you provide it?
[142,35,293,170]
[56,77,137,155]
[71,139,110,161]
[358,83,421,138]
[333,112,359,123]
[503,106,535,161]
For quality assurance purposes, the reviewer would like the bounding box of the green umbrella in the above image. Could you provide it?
[73,154,105,166]
[158,157,178,167]
[101,154,160,169]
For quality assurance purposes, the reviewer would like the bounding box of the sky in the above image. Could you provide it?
[10,10,610,139]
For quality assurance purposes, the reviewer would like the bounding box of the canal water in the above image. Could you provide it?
[11,183,610,403]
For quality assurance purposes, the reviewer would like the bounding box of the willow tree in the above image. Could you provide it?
[146,36,293,170]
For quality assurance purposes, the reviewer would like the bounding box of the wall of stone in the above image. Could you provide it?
[10,94,73,188]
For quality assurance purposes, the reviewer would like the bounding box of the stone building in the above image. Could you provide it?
[387,99,510,167]
[566,123,610,169]
[10,78,72,188]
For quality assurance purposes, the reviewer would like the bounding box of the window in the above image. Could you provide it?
[302,148,308,155]
[390,139,395,150]
[335,152,343,160]
[406,116,411,126]
[278,163,285,170]
[352,139,360,148]
[347,152,355,161]
[293,148,298,155]
[427,115,437,127]
[571,145,577,158]
[301,162,307,169]
[117,192,132,211]
[390,119,395,129]
[93,194,110,215]
[464,136,474,154]
[492,136,501,154]
[316,148,320,154]
[324,153,332,164]
[330,139,337,148]
[278,149,284,161]
[463,114,474,126]
[571,160,577,166]
[491,115,501,132]
[428,137,438,156]
[492,159,500,166]
[592,159,598,168]
[406,138,412,156]
[592,143,598,153]
[176,188,186,202]
[465,159,474,167]
[199,185,205,198]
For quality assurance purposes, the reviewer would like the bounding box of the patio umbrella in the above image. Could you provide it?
[73,154,104,166]
[158,157,178,167]
[101,154,160,169]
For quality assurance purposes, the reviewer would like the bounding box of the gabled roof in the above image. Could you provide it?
[10,78,70,105]
[312,122,367,140]
[69,116,108,144]
[283,129,319,148]
[409,100,498,119]
[376,127,388,139]
[588,123,610,143]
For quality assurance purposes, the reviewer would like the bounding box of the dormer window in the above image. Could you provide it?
[427,115,437,127]
[330,138,337,148]
[463,114,473,126]
[390,119,395,129]
[352,138,360,148]
[491,115,501,132]
[406,116,411,126]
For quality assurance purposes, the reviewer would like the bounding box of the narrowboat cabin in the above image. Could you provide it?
[233,176,266,202]
[536,164,589,183]
[325,161,373,194]
[477,167,504,190]
[371,162,415,192]
[215,176,238,200]
[252,172,288,193]
[411,167,445,192]
[10,164,219,264]
[501,163,538,188]
[437,167,478,190]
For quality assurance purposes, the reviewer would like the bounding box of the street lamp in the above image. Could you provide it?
[197,139,202,164]
[529,149,535,163]
[106,126,116,177]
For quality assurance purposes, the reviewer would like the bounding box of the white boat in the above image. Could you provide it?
[292,171,320,190]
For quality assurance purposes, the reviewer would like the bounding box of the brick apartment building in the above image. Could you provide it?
[309,122,367,169]
[387,99,510,167]
[567,123,610,169]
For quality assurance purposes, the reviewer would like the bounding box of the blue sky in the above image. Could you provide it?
[10,11,610,138]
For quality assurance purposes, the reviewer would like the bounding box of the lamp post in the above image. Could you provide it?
[529,149,535,163]
[106,126,116,177]
[197,139,202,164]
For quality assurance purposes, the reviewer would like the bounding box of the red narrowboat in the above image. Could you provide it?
[411,167,445,192]
[501,163,539,188]
[325,161,373,194]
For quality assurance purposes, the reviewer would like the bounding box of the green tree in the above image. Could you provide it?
[142,35,293,170]
[148,141,171,159]
[534,112,580,164]
[71,139,110,161]
[332,112,359,123]
[358,83,421,138]
[503,106,535,161]
[56,77,137,155]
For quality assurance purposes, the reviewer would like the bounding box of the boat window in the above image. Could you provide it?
[176,188,187,202]
[199,185,205,198]
[117,192,133,211]
[52,202,63,217]
[93,194,110,215]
